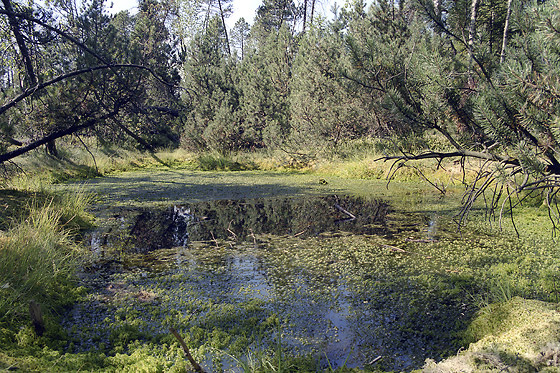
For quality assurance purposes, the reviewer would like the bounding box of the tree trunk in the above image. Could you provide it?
[500,0,513,63]
[489,8,494,54]
[310,0,316,25]
[433,0,441,19]
[302,0,308,31]
[468,0,479,58]
[205,0,212,27]
[2,0,37,87]
[45,139,59,157]
[217,0,231,55]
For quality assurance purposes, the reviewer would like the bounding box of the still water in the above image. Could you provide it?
[63,193,474,371]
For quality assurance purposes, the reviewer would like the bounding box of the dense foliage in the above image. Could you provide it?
[2,0,560,215]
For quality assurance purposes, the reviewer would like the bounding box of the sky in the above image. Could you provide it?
[108,0,339,29]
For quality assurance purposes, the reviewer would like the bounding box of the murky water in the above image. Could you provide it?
[63,194,473,371]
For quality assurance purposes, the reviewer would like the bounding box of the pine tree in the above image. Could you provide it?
[231,17,250,59]
[181,15,241,151]
[0,0,183,160]
[238,25,294,148]
[290,20,377,152]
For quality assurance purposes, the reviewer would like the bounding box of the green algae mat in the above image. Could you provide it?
[51,170,560,372]
[63,170,439,207]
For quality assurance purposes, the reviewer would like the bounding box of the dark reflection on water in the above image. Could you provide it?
[66,195,470,372]
[110,195,394,253]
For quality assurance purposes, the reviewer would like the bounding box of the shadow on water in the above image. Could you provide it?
[66,194,473,372]
[116,195,394,253]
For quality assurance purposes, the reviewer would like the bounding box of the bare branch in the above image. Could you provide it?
[0,108,120,163]
[377,149,521,168]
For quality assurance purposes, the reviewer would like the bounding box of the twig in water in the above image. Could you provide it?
[226,220,237,241]
[368,356,383,365]
[249,228,257,246]
[210,231,219,248]
[382,244,408,253]
[169,328,205,373]
[334,203,356,220]
[293,229,307,237]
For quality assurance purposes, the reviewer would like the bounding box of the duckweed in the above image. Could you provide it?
[42,171,560,371]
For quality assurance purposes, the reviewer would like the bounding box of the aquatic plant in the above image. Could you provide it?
[3,168,560,372]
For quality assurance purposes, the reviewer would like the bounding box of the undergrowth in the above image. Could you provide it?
[2,137,474,187]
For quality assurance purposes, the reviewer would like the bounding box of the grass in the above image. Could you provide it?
[0,175,95,370]
[2,136,475,188]
[0,191,92,325]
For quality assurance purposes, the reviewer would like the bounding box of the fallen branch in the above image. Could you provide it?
[0,64,162,116]
[0,108,119,163]
[209,231,220,248]
[248,228,258,246]
[368,356,383,365]
[382,244,408,253]
[376,149,521,169]
[334,203,356,220]
[293,229,307,237]
[226,220,237,241]
[169,328,205,373]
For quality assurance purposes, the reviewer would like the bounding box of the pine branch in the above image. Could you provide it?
[0,108,120,163]
[0,64,168,116]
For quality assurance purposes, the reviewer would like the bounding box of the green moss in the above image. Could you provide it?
[466,298,560,352]
[425,297,560,372]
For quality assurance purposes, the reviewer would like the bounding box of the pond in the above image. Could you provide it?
[57,171,529,371]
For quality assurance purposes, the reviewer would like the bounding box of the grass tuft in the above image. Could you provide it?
[0,189,92,328]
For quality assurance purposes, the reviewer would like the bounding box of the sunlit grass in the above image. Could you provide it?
[0,196,88,324]
[2,136,480,187]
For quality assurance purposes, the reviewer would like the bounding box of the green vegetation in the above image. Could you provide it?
[425,298,560,372]
[0,189,90,370]
[0,152,559,372]
[2,0,560,370]
[2,0,560,210]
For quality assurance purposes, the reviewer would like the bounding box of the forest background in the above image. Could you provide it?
[1,0,560,212]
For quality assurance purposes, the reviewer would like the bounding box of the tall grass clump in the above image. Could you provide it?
[0,195,89,327]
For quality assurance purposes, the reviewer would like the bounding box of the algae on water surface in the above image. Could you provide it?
[52,170,560,372]
[56,170,443,209]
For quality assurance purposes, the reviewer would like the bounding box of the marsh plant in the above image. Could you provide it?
[0,192,91,326]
